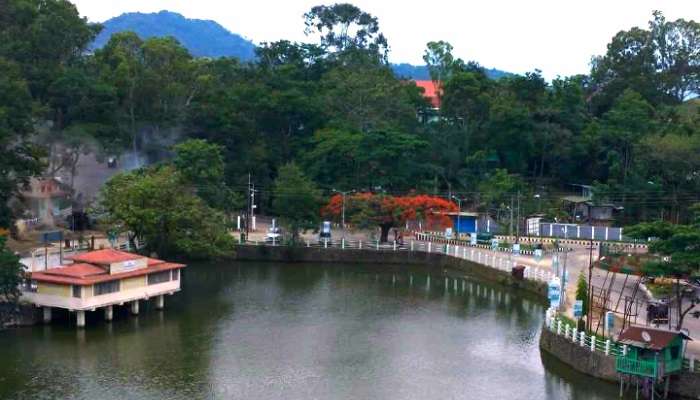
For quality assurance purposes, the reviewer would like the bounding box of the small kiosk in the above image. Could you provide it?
[615,325,691,399]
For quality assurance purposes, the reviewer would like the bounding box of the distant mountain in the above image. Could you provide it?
[92,11,511,80]
[392,63,511,81]
[92,11,257,60]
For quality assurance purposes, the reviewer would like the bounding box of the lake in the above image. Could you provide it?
[0,262,622,399]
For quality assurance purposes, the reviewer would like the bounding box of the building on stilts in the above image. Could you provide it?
[615,325,691,399]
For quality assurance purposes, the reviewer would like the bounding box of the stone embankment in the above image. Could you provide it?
[540,316,700,399]
[235,244,548,297]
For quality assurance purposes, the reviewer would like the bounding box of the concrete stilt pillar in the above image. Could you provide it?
[130,300,140,315]
[104,305,113,321]
[76,310,86,328]
[156,295,164,310]
[43,307,52,323]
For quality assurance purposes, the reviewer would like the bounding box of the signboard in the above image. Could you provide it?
[491,238,499,250]
[41,230,63,244]
[470,234,477,246]
[548,278,561,308]
[573,300,583,318]
[534,249,543,262]
[445,228,453,239]
[512,243,521,256]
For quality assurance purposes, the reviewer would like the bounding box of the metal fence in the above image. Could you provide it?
[545,314,699,374]
[539,223,623,241]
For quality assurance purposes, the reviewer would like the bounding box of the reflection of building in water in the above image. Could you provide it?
[23,249,185,328]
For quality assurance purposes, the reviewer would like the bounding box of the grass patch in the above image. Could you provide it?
[645,282,674,298]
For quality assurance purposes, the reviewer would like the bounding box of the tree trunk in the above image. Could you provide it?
[379,224,392,243]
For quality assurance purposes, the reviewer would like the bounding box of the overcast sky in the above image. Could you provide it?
[69,0,698,79]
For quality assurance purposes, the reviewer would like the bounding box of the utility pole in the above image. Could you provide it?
[509,195,514,241]
[333,189,355,239]
[245,173,251,240]
[451,195,465,239]
[516,191,521,243]
[251,182,256,231]
[587,237,594,330]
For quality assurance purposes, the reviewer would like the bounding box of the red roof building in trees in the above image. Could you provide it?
[414,80,442,109]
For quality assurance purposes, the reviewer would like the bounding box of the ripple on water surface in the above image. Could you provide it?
[0,262,623,399]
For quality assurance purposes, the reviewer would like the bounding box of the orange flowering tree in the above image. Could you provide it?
[322,193,457,242]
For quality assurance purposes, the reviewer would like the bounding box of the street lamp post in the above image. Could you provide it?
[333,189,355,239]
[451,196,465,240]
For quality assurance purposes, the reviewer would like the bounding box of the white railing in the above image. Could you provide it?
[544,311,698,373]
[243,238,553,283]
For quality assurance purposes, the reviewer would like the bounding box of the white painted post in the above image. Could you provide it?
[393,241,397,251]
[605,339,611,356]
[410,241,414,251]
[689,356,695,372]
[622,345,627,356]
[376,240,380,250]
[342,238,345,249]
[549,224,553,237]
[557,320,562,335]
[76,310,86,328]
[324,239,328,249]
[306,240,310,248]
[359,241,362,249]
[605,227,609,241]
[446,244,450,255]
[591,226,595,240]
[590,335,596,351]
[428,242,432,253]
[577,225,580,239]
[564,325,569,339]
[43,307,52,323]
[463,247,467,258]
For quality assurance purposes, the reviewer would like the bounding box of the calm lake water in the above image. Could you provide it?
[0,262,622,399]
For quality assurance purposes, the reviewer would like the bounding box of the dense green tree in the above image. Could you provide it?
[575,274,589,318]
[304,3,388,62]
[271,163,321,243]
[173,139,242,212]
[100,165,234,259]
[0,59,43,230]
[626,210,700,329]
[0,236,24,302]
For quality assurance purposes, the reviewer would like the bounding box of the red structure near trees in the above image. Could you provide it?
[323,193,457,242]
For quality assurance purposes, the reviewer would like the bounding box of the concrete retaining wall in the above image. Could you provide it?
[235,245,548,298]
[540,327,700,399]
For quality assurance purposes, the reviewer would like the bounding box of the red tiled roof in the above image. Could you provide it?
[68,249,143,265]
[618,325,691,351]
[414,80,441,108]
[42,263,106,278]
[30,262,185,286]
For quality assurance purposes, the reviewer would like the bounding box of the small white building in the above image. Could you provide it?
[23,249,185,327]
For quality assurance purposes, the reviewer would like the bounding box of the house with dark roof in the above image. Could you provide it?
[615,325,691,380]
[22,249,185,327]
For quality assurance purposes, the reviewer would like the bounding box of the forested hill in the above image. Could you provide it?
[92,11,257,59]
[93,11,510,80]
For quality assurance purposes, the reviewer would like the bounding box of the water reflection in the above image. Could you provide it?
[0,262,622,399]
